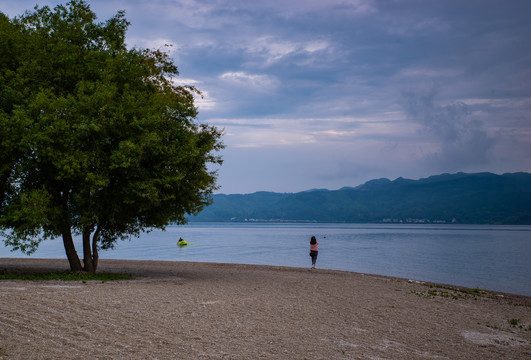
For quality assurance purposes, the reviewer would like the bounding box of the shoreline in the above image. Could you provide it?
[2,256,530,298]
[1,258,530,359]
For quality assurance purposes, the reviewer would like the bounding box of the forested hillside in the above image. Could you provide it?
[189,172,531,224]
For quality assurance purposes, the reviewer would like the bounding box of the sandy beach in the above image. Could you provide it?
[0,258,530,359]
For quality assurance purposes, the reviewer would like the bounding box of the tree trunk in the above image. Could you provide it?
[82,228,95,272]
[62,230,82,272]
[82,226,101,273]
[92,226,100,271]
[60,189,82,272]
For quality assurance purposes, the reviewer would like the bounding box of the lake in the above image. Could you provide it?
[1,223,530,296]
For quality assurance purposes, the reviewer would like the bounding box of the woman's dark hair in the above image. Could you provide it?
[310,236,317,244]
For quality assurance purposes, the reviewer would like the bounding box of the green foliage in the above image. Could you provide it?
[0,1,223,264]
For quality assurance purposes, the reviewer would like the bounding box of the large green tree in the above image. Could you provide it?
[0,1,223,272]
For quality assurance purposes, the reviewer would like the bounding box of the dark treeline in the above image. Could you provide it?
[189,172,531,224]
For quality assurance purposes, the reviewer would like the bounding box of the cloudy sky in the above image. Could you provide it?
[2,0,530,194]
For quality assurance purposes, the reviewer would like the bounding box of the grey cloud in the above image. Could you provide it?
[3,0,530,193]
[403,90,497,168]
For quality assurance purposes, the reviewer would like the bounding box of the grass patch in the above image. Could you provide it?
[486,320,531,332]
[0,270,133,282]
[508,318,520,327]
[507,318,531,330]
[408,282,488,300]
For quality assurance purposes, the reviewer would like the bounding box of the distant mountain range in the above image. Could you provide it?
[189,172,531,224]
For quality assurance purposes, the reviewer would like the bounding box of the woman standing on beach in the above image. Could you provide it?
[310,236,319,269]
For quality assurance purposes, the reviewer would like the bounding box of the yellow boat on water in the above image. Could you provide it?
[177,237,188,246]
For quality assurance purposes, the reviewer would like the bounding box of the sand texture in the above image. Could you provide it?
[1,258,530,359]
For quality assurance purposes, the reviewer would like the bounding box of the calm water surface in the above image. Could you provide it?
[1,223,530,296]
